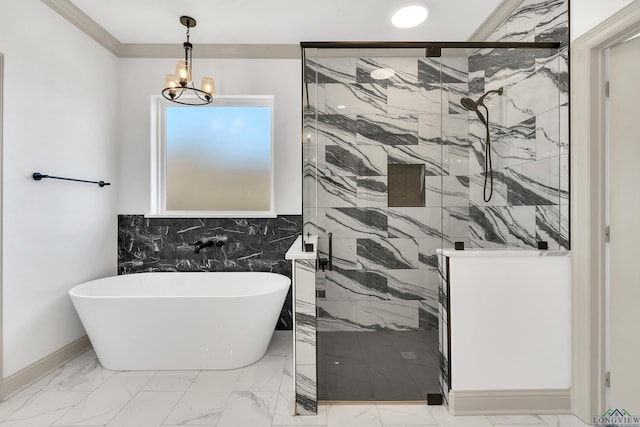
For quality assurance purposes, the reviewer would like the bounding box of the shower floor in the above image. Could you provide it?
[317,330,440,401]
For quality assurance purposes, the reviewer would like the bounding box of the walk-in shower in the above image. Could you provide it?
[301,41,566,403]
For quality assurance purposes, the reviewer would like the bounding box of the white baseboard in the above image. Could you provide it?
[0,335,92,401]
[448,389,572,415]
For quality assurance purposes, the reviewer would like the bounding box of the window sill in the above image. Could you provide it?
[145,211,277,219]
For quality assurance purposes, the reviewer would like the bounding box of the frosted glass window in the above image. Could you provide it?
[152,95,274,216]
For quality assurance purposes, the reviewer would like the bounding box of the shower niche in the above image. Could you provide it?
[388,164,425,207]
[301,42,566,403]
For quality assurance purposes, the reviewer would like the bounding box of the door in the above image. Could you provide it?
[608,34,640,415]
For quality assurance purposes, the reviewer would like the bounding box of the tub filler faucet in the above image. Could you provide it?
[193,239,225,253]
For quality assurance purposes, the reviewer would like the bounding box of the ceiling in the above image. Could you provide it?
[67,0,506,45]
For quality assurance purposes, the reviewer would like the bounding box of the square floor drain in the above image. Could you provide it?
[400,351,417,360]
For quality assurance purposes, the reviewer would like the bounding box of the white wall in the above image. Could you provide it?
[0,1,119,376]
[571,0,636,40]
[118,58,301,215]
[448,253,572,390]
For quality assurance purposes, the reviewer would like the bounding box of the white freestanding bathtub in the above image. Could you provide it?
[69,272,290,370]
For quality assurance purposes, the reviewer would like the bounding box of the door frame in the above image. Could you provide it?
[0,53,4,387]
[571,1,640,422]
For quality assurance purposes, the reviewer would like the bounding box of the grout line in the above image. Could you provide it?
[157,377,192,426]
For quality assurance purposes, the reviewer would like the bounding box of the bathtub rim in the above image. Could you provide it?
[69,271,291,299]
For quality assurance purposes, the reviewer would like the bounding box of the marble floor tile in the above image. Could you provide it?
[376,404,435,425]
[105,391,183,427]
[188,369,243,393]
[217,391,278,427]
[381,425,436,427]
[43,350,115,392]
[272,391,327,426]
[267,331,293,357]
[538,415,593,427]
[163,391,230,426]
[234,355,286,392]
[53,371,156,426]
[0,331,598,427]
[489,425,553,427]
[142,371,198,391]
[0,410,76,427]
[429,406,493,427]
[487,414,546,425]
[0,392,42,423]
[326,404,382,427]
[2,391,88,426]
[0,368,66,421]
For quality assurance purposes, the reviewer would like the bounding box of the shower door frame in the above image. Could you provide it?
[301,40,563,405]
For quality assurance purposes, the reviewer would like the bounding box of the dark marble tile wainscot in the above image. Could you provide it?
[117,214,302,330]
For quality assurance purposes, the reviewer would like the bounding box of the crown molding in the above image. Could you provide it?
[467,0,524,41]
[41,0,122,56]
[41,0,300,59]
[120,43,300,59]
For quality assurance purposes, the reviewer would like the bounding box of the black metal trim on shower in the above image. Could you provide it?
[446,257,452,393]
[301,46,310,110]
[32,172,110,187]
[300,46,308,252]
[317,232,333,272]
[300,41,561,54]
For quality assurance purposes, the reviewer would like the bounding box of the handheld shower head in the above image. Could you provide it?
[460,87,504,112]
[460,96,487,126]
[459,86,504,203]
[460,97,477,112]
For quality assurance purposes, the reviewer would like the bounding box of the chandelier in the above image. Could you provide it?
[162,16,215,106]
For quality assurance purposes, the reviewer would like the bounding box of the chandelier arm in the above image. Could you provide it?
[193,89,210,102]
[162,86,211,106]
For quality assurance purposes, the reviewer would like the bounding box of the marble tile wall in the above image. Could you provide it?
[303,0,569,336]
[437,252,449,408]
[293,259,317,414]
[117,214,302,330]
[471,0,569,250]
[303,55,453,334]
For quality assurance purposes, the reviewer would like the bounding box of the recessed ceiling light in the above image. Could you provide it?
[391,4,428,29]
[337,105,347,109]
[370,67,396,80]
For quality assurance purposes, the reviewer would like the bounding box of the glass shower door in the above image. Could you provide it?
[303,47,444,401]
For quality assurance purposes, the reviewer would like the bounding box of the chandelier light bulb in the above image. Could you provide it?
[201,77,215,96]
[164,74,178,99]
[175,60,191,86]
